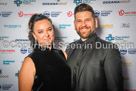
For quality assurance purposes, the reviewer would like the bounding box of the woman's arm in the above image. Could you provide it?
[18,57,36,91]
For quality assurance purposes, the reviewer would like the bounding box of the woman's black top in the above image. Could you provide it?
[27,46,71,91]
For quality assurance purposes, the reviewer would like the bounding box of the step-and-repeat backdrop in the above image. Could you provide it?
[0,0,136,91]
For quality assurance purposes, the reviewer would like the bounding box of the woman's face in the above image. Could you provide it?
[33,19,54,47]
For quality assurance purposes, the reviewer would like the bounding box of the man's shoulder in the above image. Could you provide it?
[69,40,79,45]
[97,37,110,44]
[65,40,79,53]
[96,37,119,50]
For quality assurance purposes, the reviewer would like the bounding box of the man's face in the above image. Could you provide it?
[74,11,98,41]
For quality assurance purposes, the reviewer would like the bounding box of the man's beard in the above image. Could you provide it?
[77,26,94,39]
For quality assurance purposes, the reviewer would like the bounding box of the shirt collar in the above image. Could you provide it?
[78,33,97,44]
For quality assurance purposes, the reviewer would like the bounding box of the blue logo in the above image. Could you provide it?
[103,1,120,4]
[120,49,127,55]
[105,34,114,42]
[94,10,100,17]
[43,11,61,17]
[43,11,50,17]
[0,36,9,40]
[59,24,71,29]
[94,10,112,17]
[3,60,15,65]
[20,48,27,54]
[55,36,67,40]
[28,48,33,53]
[14,0,22,7]
[73,0,82,5]
[14,0,36,7]
[128,48,136,54]
[101,10,112,16]
[0,11,13,17]
[15,71,19,77]
[73,0,96,6]
[4,25,21,28]
[105,34,129,42]
[2,84,13,90]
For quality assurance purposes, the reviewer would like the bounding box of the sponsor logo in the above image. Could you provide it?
[94,10,113,17]
[94,10,100,17]
[0,69,9,78]
[15,71,19,77]
[67,11,74,17]
[122,62,132,66]
[59,24,71,29]
[55,36,67,40]
[105,34,114,42]
[4,25,21,28]
[28,48,33,53]
[20,48,27,54]
[42,0,67,5]
[102,24,113,28]
[20,48,32,54]
[101,10,112,16]
[43,11,50,17]
[15,39,29,42]
[1,84,13,90]
[73,0,96,6]
[0,11,13,17]
[0,49,15,54]
[119,9,136,16]
[14,0,36,7]
[0,0,7,5]
[120,49,127,55]
[105,34,129,42]
[103,0,130,4]
[0,36,9,40]
[14,0,22,6]
[43,11,61,17]
[18,11,36,17]
[3,60,15,65]
[120,23,130,28]
[0,75,9,78]
[128,48,136,54]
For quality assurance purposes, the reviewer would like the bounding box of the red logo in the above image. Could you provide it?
[18,11,23,17]
[67,11,73,17]
[119,10,125,16]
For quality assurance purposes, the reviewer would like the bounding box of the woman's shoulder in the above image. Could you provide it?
[23,57,33,66]
[19,57,36,80]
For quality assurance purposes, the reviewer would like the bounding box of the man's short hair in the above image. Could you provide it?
[74,3,95,18]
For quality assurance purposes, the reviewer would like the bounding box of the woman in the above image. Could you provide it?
[19,14,71,91]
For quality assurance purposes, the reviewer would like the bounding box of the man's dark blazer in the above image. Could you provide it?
[66,34,124,91]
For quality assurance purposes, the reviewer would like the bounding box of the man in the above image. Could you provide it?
[66,3,124,91]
